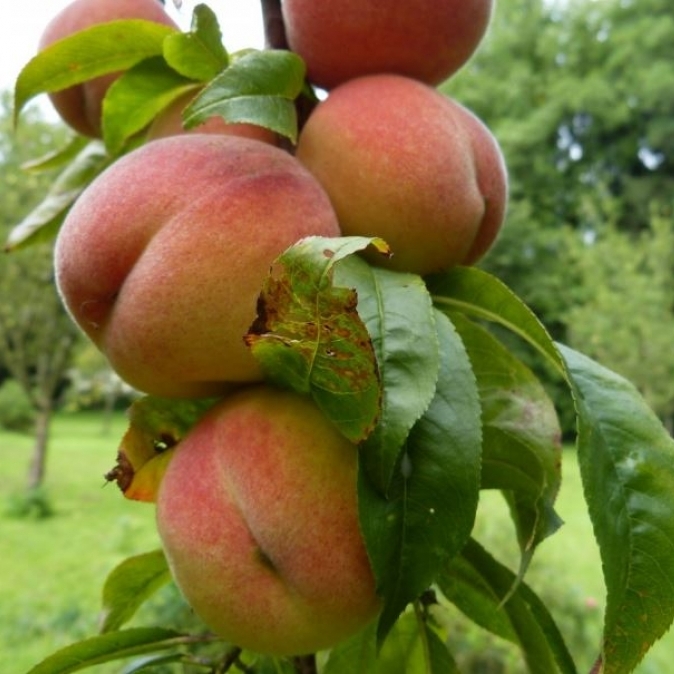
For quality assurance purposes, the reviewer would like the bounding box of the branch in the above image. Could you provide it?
[260,0,287,49]
[292,654,318,674]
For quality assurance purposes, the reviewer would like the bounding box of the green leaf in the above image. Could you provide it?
[5,141,110,251]
[251,656,298,674]
[21,135,91,173]
[14,20,178,121]
[436,548,518,644]
[438,538,578,674]
[246,236,385,444]
[323,609,459,674]
[420,620,461,674]
[102,56,194,154]
[119,653,186,674]
[452,313,563,564]
[322,623,378,674]
[556,343,674,674]
[339,264,440,494]
[428,267,564,377]
[99,550,172,633]
[163,4,228,81]
[183,49,306,142]
[382,609,460,674]
[359,310,481,642]
[25,627,202,674]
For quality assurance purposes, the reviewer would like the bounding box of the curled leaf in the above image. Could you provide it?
[105,396,217,502]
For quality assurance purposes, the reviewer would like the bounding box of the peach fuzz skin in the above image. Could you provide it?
[39,0,178,137]
[54,134,341,398]
[146,89,278,145]
[282,0,494,90]
[296,74,508,276]
[156,385,381,656]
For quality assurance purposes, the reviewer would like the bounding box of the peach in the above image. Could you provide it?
[156,385,380,656]
[281,0,494,90]
[295,74,508,276]
[54,134,341,398]
[38,0,179,137]
[146,90,278,145]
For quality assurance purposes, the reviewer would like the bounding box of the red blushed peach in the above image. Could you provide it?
[54,134,341,398]
[281,0,494,90]
[295,74,508,276]
[156,385,381,656]
[38,0,179,137]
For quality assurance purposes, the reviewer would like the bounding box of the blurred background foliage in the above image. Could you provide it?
[443,0,674,435]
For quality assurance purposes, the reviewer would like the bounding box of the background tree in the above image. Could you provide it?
[0,91,82,490]
[564,206,674,432]
[443,0,674,431]
[444,0,673,307]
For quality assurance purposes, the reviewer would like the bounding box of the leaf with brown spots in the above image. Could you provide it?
[246,235,388,443]
[105,396,218,502]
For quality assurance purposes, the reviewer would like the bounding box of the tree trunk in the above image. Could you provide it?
[27,402,53,490]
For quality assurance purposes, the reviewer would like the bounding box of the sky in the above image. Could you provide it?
[0,0,266,112]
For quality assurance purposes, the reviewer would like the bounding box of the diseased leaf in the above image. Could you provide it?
[99,550,172,633]
[337,262,440,494]
[247,236,385,443]
[105,396,218,502]
[14,20,178,121]
[452,313,563,565]
[183,49,306,142]
[428,267,564,376]
[358,310,481,642]
[438,538,578,674]
[557,343,674,674]
[5,141,110,251]
[163,3,228,81]
[25,627,200,674]
[102,56,194,154]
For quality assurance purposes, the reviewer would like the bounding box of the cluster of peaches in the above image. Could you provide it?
[44,0,507,657]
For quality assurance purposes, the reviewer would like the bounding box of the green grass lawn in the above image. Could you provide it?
[0,411,161,674]
[1,412,672,674]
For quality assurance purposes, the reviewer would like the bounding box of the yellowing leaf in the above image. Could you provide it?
[105,396,217,502]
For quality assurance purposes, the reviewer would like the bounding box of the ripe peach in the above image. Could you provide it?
[146,90,278,145]
[54,134,341,398]
[295,74,508,275]
[38,0,178,137]
[281,0,494,90]
[156,385,380,656]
